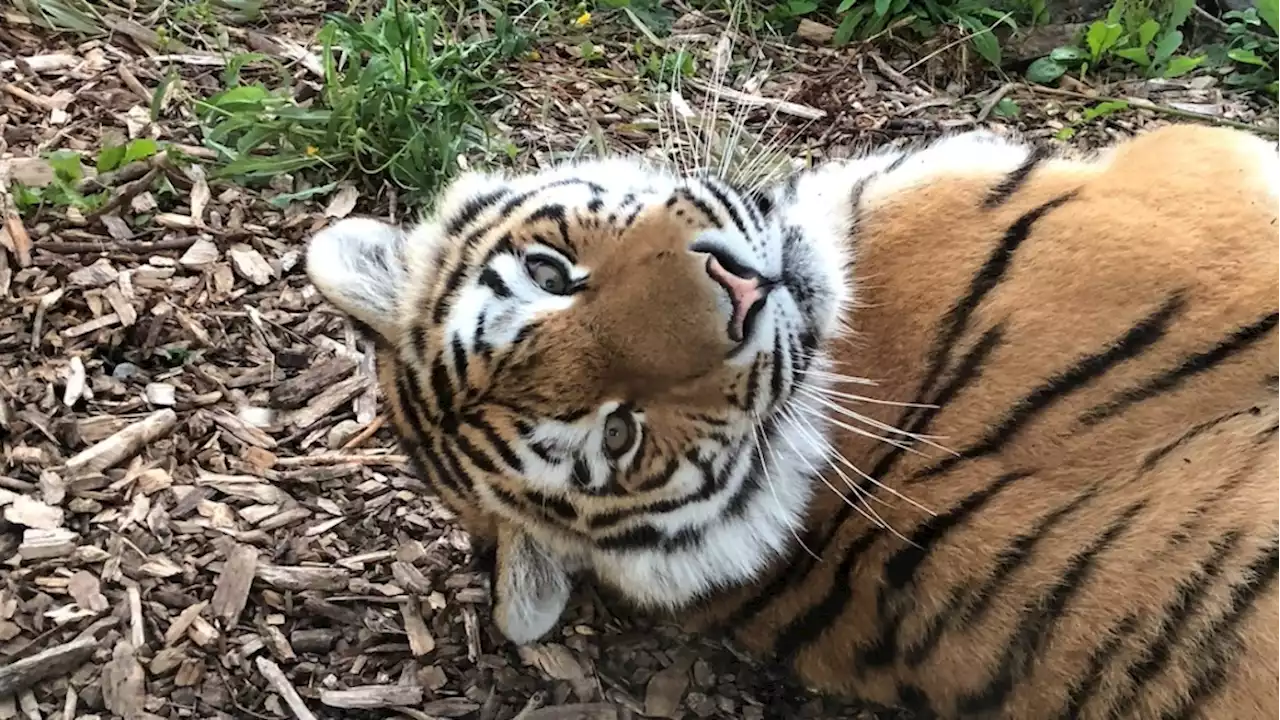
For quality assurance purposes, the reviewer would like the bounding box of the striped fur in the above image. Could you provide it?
[306,124,1279,719]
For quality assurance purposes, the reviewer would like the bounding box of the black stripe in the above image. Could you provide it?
[1055,615,1139,720]
[771,529,883,662]
[1142,408,1255,470]
[905,484,1097,667]
[862,470,1032,668]
[428,355,454,418]
[452,430,498,475]
[915,292,1187,481]
[1107,531,1242,718]
[449,334,468,389]
[1162,536,1280,720]
[910,191,1077,415]
[1081,311,1279,426]
[523,488,578,523]
[673,189,725,230]
[465,412,523,474]
[957,501,1145,714]
[444,188,512,236]
[526,205,578,262]
[477,267,511,298]
[983,146,1048,208]
[696,177,753,235]
[723,326,1003,636]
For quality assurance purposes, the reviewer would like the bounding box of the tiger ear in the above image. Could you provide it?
[491,523,574,645]
[306,217,408,341]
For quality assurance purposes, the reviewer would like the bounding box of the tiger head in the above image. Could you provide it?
[306,156,859,644]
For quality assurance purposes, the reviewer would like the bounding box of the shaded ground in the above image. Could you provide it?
[1,3,1276,720]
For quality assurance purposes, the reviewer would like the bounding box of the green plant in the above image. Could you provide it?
[194,0,537,205]
[1213,0,1279,95]
[11,151,107,216]
[1027,0,1206,82]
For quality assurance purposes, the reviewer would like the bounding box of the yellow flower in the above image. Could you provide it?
[527,49,542,61]
[305,146,319,156]
[574,11,591,27]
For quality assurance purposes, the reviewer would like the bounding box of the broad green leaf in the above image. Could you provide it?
[874,0,891,18]
[1086,21,1122,60]
[1168,0,1196,29]
[1137,18,1160,47]
[1153,30,1183,67]
[968,26,1002,66]
[123,138,159,165]
[1050,46,1087,61]
[97,143,126,173]
[1162,54,1205,77]
[1115,47,1151,66]
[1228,47,1266,65]
[1257,0,1279,34]
[834,8,866,44]
[992,97,1021,118]
[47,151,84,182]
[837,0,859,12]
[1026,56,1068,83]
[268,181,338,207]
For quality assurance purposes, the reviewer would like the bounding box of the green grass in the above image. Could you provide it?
[195,1,540,208]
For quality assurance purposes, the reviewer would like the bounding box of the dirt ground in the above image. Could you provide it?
[1,4,1276,720]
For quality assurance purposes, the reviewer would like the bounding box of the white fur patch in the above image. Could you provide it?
[307,217,407,337]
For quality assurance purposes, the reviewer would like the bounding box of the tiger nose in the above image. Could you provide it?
[704,253,772,343]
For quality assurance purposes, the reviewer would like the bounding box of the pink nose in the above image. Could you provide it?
[705,254,769,343]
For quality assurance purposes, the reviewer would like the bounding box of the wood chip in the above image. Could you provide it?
[269,356,356,410]
[400,599,435,657]
[287,374,369,430]
[3,494,64,529]
[520,705,620,720]
[210,544,258,624]
[18,528,78,560]
[319,685,424,709]
[101,641,145,719]
[0,635,98,696]
[65,408,178,477]
[228,244,274,285]
[67,571,109,613]
[255,565,350,592]
[255,656,319,720]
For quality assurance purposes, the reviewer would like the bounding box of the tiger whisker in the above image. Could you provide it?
[802,383,938,410]
[776,406,895,535]
[797,386,955,456]
[753,413,821,560]
[789,400,938,519]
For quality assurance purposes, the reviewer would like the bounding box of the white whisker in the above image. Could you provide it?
[776,406,890,532]
[798,386,955,457]
[789,400,938,519]
[753,415,820,560]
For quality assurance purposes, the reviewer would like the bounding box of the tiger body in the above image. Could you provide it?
[306,124,1279,719]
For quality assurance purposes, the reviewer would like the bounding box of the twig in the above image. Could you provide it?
[33,237,199,255]
[273,452,408,468]
[339,415,387,450]
[255,657,319,720]
[1024,84,1280,137]
[977,83,1016,122]
[0,636,99,696]
[64,408,178,477]
[85,166,162,221]
[622,7,665,47]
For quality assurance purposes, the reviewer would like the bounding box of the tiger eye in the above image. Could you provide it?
[526,256,570,295]
[603,411,636,458]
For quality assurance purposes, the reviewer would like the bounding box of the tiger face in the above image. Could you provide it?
[306,157,855,643]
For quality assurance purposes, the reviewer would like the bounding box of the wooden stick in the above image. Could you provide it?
[0,635,99,696]
[65,409,177,476]
[255,656,319,720]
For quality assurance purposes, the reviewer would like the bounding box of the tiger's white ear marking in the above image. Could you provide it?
[492,525,574,645]
[306,217,408,340]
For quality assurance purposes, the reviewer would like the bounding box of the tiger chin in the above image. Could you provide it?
[305,124,1279,720]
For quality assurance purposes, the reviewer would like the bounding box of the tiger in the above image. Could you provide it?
[304,122,1279,719]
